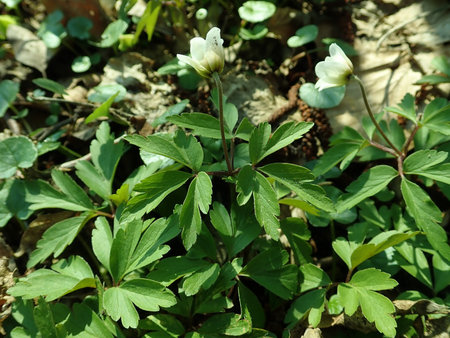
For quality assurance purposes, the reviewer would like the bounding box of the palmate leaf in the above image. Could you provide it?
[180,172,212,249]
[238,281,265,328]
[123,170,192,222]
[249,121,313,164]
[105,216,179,283]
[8,256,95,301]
[76,122,125,200]
[385,93,416,123]
[336,165,398,213]
[197,313,251,336]
[168,113,232,139]
[103,278,177,329]
[65,303,114,338]
[332,230,419,270]
[126,130,203,171]
[337,268,398,337]
[240,248,298,300]
[403,151,450,184]
[285,289,326,329]
[259,163,334,212]
[236,165,280,240]
[401,178,450,261]
[420,98,450,135]
[26,171,95,212]
[27,214,95,268]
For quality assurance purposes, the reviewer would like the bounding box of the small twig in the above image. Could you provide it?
[376,5,450,51]
[59,135,125,169]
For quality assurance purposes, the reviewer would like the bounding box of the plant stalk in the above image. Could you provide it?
[212,72,233,174]
[353,75,402,157]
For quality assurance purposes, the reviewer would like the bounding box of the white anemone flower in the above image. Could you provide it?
[315,43,354,91]
[177,27,225,78]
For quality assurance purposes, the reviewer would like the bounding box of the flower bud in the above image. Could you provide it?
[177,27,225,78]
[315,43,353,91]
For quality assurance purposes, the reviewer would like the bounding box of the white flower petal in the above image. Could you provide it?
[329,43,353,72]
[206,27,224,56]
[177,27,225,78]
[315,43,353,91]
[190,37,206,62]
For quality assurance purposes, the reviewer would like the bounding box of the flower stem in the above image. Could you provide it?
[353,75,402,157]
[212,72,233,174]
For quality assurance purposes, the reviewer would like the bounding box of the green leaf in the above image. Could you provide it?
[96,19,128,47]
[249,121,313,164]
[33,297,58,338]
[299,83,346,109]
[198,313,251,335]
[65,303,114,338]
[168,113,232,139]
[403,150,450,184]
[238,1,276,23]
[0,79,19,117]
[66,16,92,39]
[180,172,212,249]
[421,98,450,135]
[238,281,265,328]
[51,170,94,209]
[394,241,432,289]
[210,202,233,236]
[285,289,326,329]
[415,74,450,85]
[103,278,176,329]
[409,163,450,185]
[432,253,450,294]
[139,314,185,337]
[235,117,256,141]
[241,248,298,300]
[32,78,67,95]
[152,99,189,127]
[133,0,161,43]
[403,149,448,172]
[109,226,136,283]
[76,122,124,200]
[350,230,419,270]
[124,170,191,221]
[287,25,318,48]
[37,10,66,48]
[85,92,118,123]
[27,215,92,268]
[280,218,312,265]
[26,179,93,212]
[92,217,113,272]
[249,123,271,164]
[299,264,331,293]
[239,23,268,40]
[9,256,95,301]
[221,203,261,258]
[336,165,398,213]
[88,84,126,102]
[182,263,220,296]
[338,269,398,337]
[401,178,450,261]
[260,162,334,212]
[149,256,211,286]
[126,131,203,171]
[237,165,280,239]
[312,142,363,177]
[0,136,37,179]
[431,55,450,76]
[385,93,416,123]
